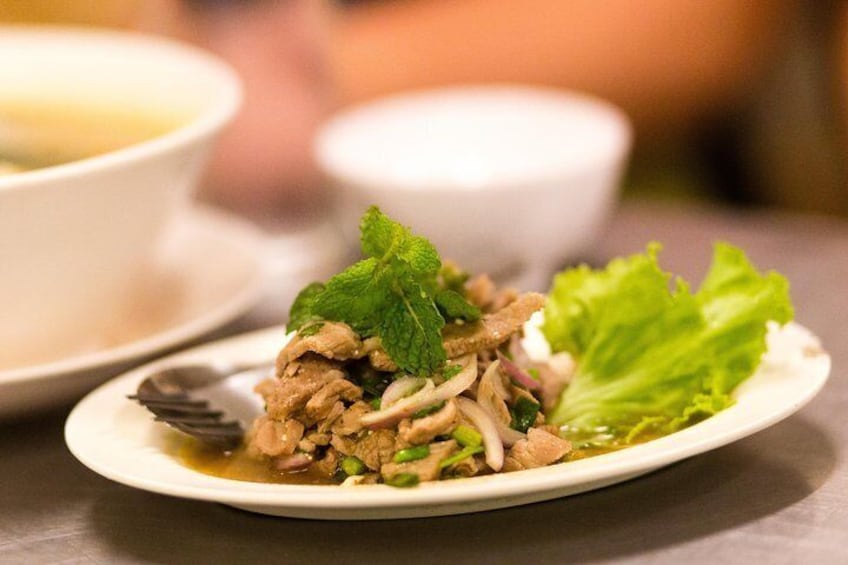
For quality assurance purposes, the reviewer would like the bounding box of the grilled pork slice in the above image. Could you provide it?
[503,428,572,472]
[276,321,365,374]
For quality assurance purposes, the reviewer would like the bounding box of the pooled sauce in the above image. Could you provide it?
[174,438,337,486]
[174,433,651,485]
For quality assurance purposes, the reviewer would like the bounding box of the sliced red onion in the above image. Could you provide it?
[381,376,426,407]
[481,360,511,400]
[477,395,525,447]
[497,351,541,391]
[361,354,476,429]
[456,397,504,472]
[273,452,312,472]
[508,336,532,366]
[476,360,525,446]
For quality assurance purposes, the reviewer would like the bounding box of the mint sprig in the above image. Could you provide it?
[287,206,481,376]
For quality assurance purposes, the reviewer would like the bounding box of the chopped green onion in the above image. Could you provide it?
[340,456,366,476]
[526,368,540,381]
[439,445,484,469]
[451,425,482,447]
[385,473,420,488]
[441,363,463,380]
[412,401,445,419]
[369,397,382,410]
[510,396,541,433]
[393,445,430,463]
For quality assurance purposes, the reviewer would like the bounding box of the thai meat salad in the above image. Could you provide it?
[243,207,793,487]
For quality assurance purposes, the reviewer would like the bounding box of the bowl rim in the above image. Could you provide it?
[0,24,242,193]
[314,84,633,193]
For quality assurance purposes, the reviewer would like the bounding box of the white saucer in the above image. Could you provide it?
[0,206,266,418]
[65,322,830,520]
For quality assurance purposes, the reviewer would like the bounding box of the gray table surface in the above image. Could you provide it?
[1,200,845,564]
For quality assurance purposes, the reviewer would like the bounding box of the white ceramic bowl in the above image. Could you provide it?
[0,26,241,366]
[315,86,631,289]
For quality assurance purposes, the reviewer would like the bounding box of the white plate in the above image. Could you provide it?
[65,321,830,520]
[0,206,265,418]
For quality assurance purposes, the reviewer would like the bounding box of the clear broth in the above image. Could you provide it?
[0,101,183,174]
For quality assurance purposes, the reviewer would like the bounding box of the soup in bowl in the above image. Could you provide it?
[0,26,242,368]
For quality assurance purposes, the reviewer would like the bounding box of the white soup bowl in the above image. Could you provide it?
[314,86,632,290]
[0,26,241,367]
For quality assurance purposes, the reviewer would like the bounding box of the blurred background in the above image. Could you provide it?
[3,0,846,220]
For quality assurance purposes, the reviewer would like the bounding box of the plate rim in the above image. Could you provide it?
[0,205,266,385]
[64,321,831,515]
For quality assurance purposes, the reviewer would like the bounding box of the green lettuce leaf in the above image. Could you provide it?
[541,242,793,446]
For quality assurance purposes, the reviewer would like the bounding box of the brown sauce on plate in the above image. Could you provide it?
[174,439,336,485]
[173,432,655,485]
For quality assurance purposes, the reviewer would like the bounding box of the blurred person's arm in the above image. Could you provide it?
[332,0,794,140]
[138,0,332,216]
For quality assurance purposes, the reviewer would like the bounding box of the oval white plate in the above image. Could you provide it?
[65,322,830,520]
[0,206,265,418]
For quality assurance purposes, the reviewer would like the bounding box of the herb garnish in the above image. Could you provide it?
[287,206,481,376]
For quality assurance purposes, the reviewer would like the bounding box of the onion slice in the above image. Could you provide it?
[497,351,541,391]
[381,376,426,407]
[273,453,312,472]
[476,360,526,446]
[482,360,511,400]
[361,354,477,429]
[456,397,504,472]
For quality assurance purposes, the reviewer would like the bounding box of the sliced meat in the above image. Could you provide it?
[265,355,344,420]
[397,399,459,446]
[466,274,521,313]
[503,427,572,472]
[380,440,458,483]
[465,273,497,310]
[276,322,364,374]
[331,429,397,471]
[368,292,545,371]
[253,378,276,403]
[315,401,346,433]
[311,448,340,478]
[306,432,331,446]
[249,417,305,457]
[297,438,317,453]
[444,452,482,477]
[443,292,546,356]
[305,378,362,421]
[331,400,372,436]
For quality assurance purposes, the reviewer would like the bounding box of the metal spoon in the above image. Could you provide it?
[128,362,274,449]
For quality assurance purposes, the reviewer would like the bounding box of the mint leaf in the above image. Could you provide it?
[439,262,470,293]
[360,206,440,276]
[379,280,446,375]
[287,282,325,331]
[287,206,481,375]
[360,205,398,258]
[435,289,482,322]
[313,258,384,334]
[398,236,440,276]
